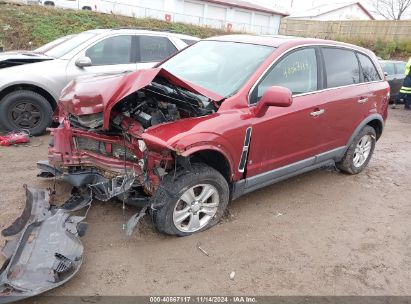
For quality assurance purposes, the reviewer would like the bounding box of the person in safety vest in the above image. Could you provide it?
[398,57,411,110]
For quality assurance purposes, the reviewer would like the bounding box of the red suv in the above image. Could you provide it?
[40,35,390,236]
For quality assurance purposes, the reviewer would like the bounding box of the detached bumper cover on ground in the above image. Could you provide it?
[0,186,91,303]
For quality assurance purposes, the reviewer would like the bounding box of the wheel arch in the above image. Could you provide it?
[185,148,234,184]
[346,114,384,149]
[366,119,383,140]
[0,84,58,110]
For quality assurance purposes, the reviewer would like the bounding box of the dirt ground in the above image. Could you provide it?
[0,108,410,297]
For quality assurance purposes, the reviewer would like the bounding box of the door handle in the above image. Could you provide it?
[358,97,369,104]
[310,108,325,117]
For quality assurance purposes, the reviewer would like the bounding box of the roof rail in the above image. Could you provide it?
[110,27,189,35]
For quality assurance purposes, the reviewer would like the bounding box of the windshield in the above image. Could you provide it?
[34,35,75,54]
[161,40,274,97]
[42,32,97,58]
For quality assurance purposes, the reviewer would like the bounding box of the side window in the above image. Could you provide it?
[395,62,406,74]
[85,35,133,66]
[381,62,395,75]
[139,36,178,62]
[358,53,381,82]
[181,39,197,46]
[255,48,318,101]
[322,48,360,88]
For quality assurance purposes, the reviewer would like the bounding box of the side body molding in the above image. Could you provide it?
[231,114,385,200]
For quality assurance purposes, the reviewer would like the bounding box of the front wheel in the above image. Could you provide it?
[0,90,53,136]
[151,163,229,236]
[337,125,376,174]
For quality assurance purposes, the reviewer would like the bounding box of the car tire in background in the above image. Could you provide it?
[337,125,376,175]
[151,163,229,236]
[0,90,53,136]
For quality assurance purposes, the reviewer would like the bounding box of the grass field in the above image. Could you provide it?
[0,1,229,50]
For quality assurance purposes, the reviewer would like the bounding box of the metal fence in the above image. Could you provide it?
[279,18,411,42]
[98,0,275,34]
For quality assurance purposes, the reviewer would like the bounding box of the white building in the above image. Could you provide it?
[93,0,288,34]
[289,2,374,20]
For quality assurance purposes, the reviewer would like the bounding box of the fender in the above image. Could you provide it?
[344,113,384,153]
[177,132,238,180]
[181,143,236,181]
[143,130,238,181]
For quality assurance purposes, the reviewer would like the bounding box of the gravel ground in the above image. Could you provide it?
[0,108,410,298]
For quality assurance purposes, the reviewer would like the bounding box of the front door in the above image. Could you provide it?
[66,34,138,82]
[246,47,329,177]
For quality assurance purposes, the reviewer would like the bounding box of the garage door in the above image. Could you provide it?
[183,1,204,24]
[254,13,270,34]
[233,10,251,32]
[206,5,226,27]
[140,0,164,10]
[140,0,164,18]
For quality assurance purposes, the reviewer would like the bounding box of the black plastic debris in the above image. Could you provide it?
[0,185,91,303]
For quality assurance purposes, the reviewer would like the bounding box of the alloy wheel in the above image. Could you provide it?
[353,134,372,167]
[173,184,220,233]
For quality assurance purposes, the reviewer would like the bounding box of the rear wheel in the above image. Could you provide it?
[0,90,53,136]
[151,163,229,236]
[337,125,376,174]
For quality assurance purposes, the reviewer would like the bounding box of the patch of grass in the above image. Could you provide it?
[336,37,411,60]
[0,2,229,50]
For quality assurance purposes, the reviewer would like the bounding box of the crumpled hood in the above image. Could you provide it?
[0,51,53,69]
[59,67,223,129]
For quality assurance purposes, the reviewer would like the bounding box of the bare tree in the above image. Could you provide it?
[372,0,411,20]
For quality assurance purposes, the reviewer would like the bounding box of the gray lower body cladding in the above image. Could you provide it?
[0,186,91,303]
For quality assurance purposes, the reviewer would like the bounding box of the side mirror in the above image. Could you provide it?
[75,56,92,68]
[254,86,292,117]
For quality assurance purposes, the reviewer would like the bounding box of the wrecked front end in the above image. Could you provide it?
[39,67,221,205]
[0,186,91,302]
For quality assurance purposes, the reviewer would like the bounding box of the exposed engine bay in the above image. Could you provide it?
[71,77,217,131]
[115,78,216,129]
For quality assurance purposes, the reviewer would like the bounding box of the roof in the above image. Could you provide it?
[289,2,375,20]
[207,34,298,47]
[206,34,374,55]
[86,29,199,40]
[200,0,289,16]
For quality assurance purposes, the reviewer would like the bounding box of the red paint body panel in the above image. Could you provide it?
[49,36,389,195]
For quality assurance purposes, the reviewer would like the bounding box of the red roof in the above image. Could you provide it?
[200,0,289,16]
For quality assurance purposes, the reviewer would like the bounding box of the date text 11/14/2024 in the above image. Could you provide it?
[149,297,257,303]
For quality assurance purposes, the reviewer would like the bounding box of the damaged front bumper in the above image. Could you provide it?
[0,186,91,303]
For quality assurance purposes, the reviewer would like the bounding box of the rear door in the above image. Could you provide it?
[393,61,407,98]
[314,47,372,150]
[380,61,396,99]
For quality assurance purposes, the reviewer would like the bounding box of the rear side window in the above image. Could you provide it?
[181,39,197,46]
[139,36,178,62]
[85,35,133,66]
[358,53,381,82]
[395,62,406,74]
[322,48,360,88]
[256,48,318,99]
[381,62,395,75]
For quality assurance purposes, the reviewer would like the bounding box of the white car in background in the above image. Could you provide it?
[0,29,199,135]
[38,0,98,10]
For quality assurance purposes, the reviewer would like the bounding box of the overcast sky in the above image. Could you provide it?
[254,0,372,13]
[251,0,410,19]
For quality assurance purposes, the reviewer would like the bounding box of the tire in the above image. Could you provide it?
[0,90,53,136]
[337,125,376,174]
[151,163,229,236]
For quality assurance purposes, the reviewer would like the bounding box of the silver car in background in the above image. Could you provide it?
[0,29,199,135]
